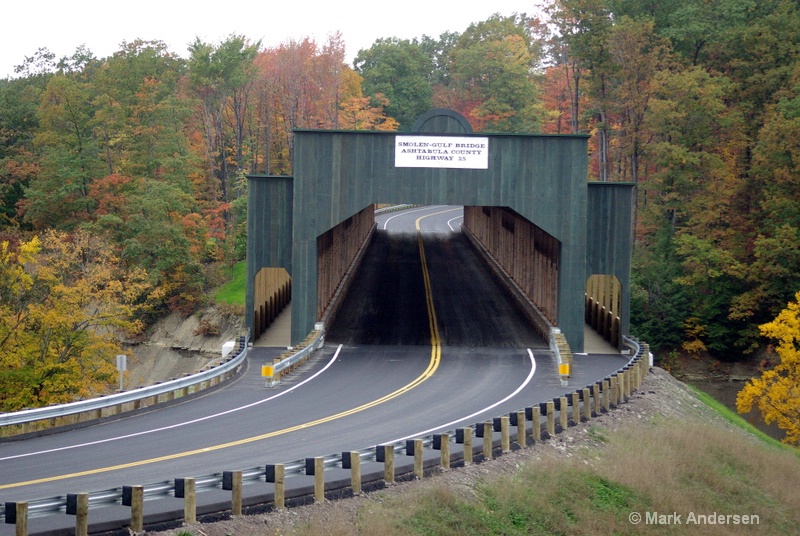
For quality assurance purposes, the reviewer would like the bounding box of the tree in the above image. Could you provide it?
[188,35,260,208]
[338,93,398,131]
[91,40,195,184]
[606,16,672,184]
[252,37,358,174]
[539,64,583,134]
[443,14,545,133]
[0,230,149,411]
[22,74,103,229]
[87,175,208,315]
[629,222,691,353]
[737,292,800,446]
[0,73,45,226]
[354,38,433,130]
[540,0,614,178]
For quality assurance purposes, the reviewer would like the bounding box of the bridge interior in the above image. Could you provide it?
[325,208,549,348]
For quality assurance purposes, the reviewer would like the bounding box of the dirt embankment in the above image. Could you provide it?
[123,307,244,388]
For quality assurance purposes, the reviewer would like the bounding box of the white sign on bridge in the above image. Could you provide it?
[395,135,489,169]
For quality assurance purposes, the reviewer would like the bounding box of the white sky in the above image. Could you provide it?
[2,1,539,79]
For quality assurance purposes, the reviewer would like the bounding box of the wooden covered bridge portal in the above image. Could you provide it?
[246,109,634,353]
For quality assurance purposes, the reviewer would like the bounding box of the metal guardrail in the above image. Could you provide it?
[265,328,325,386]
[0,334,250,429]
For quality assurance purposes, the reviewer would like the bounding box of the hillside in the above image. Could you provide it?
[124,306,244,389]
[147,367,800,536]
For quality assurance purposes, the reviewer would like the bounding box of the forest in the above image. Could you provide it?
[0,0,798,441]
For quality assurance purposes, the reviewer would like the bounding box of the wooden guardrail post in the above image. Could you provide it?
[66,492,89,536]
[515,410,527,447]
[593,382,602,415]
[546,401,555,437]
[5,501,28,536]
[122,485,144,532]
[602,379,610,412]
[458,427,473,465]
[571,392,580,424]
[266,464,285,510]
[377,445,395,483]
[559,397,568,431]
[482,421,493,460]
[610,376,618,408]
[625,369,633,398]
[582,387,592,421]
[342,451,362,494]
[530,406,541,442]
[434,433,450,470]
[175,478,196,525]
[412,439,424,477]
[305,457,325,503]
[223,471,243,515]
[275,357,283,382]
[499,416,510,452]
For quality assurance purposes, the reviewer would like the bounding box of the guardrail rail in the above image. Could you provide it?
[0,334,250,440]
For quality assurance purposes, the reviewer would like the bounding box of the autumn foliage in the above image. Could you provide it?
[0,231,149,410]
[2,2,800,412]
[737,293,800,445]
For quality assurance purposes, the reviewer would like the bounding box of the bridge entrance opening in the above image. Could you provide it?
[324,205,549,348]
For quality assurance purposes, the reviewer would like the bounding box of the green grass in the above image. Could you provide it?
[686,383,798,456]
[213,261,246,306]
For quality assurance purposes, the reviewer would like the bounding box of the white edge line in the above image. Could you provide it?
[380,205,447,230]
[447,215,464,232]
[0,345,345,462]
[386,348,537,443]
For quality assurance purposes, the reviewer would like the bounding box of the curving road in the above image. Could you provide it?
[0,205,628,535]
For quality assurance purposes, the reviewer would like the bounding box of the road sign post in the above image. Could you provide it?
[116,354,127,392]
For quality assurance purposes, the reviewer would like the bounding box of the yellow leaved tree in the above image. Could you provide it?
[0,230,150,411]
[736,291,800,446]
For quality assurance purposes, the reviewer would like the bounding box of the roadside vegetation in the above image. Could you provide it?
[213,261,246,306]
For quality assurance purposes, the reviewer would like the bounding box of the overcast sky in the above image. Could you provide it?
[2,1,539,78]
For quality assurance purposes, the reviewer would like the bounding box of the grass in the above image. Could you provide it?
[686,383,797,456]
[213,261,246,306]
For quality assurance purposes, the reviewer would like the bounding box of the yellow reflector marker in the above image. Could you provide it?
[262,365,274,377]
[559,363,570,376]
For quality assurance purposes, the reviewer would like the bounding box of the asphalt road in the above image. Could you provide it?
[0,205,630,535]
